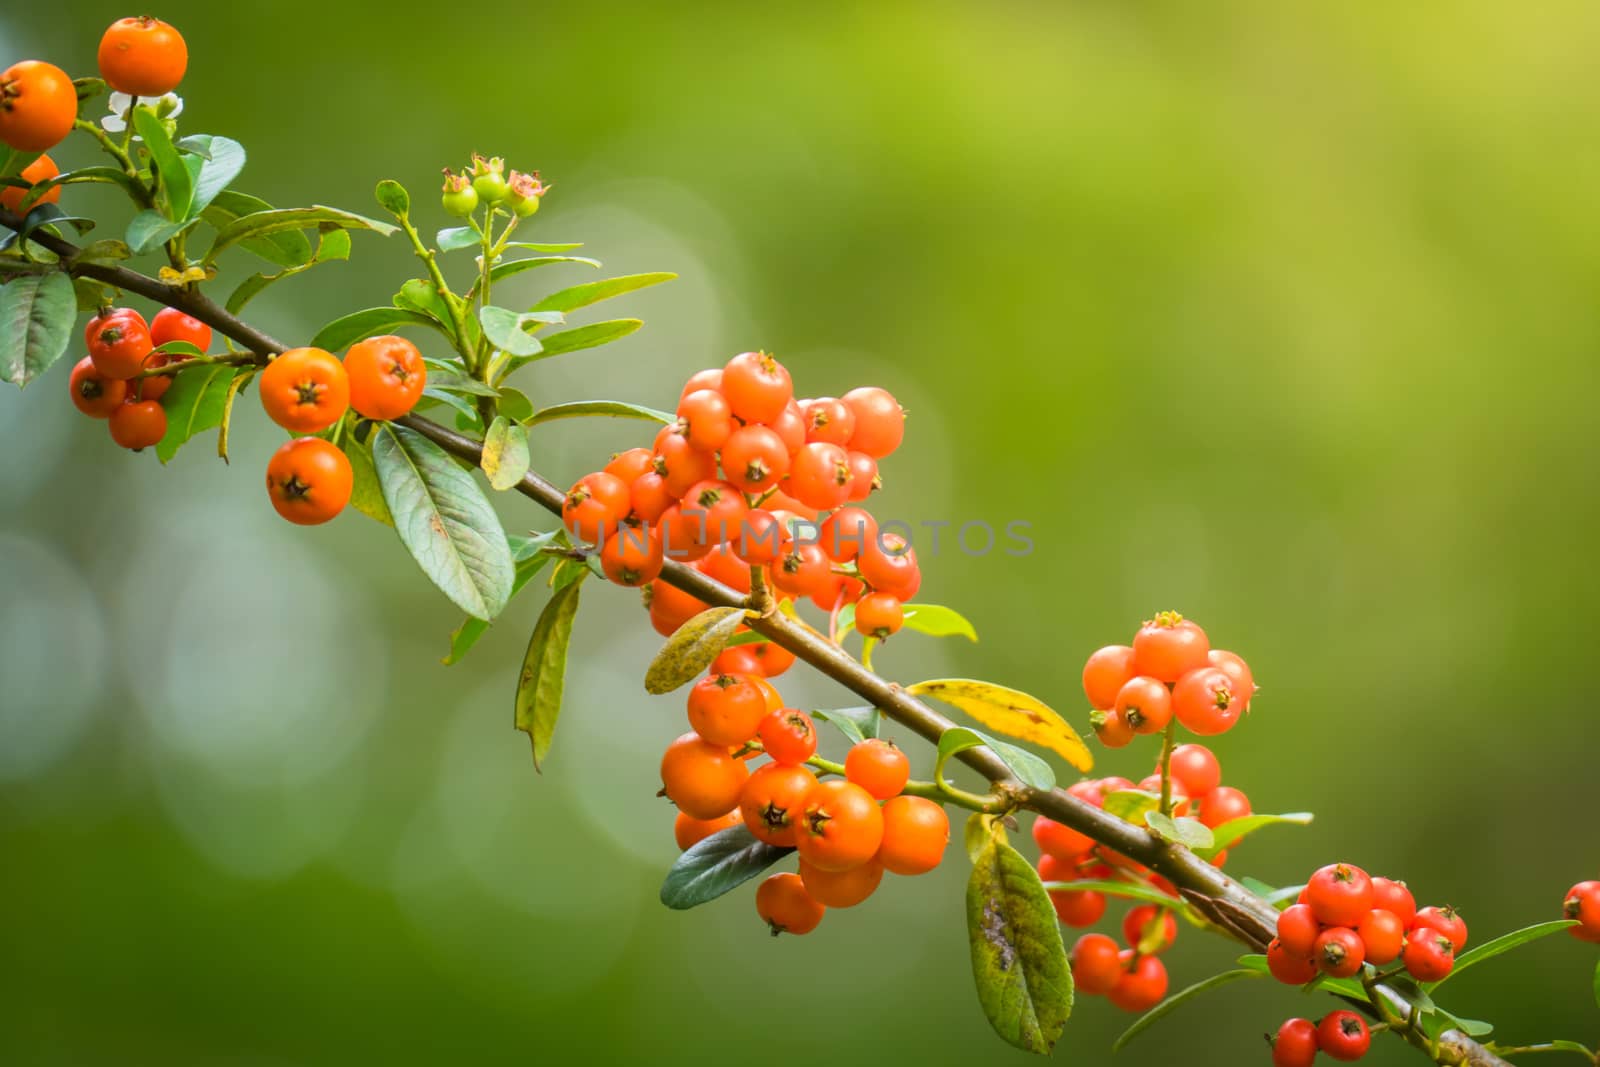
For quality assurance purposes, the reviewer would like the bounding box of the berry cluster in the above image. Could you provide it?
[1562,879,1600,943]
[660,671,950,935]
[441,154,547,218]
[1270,1012,1371,1066]
[1082,612,1257,743]
[558,353,916,639]
[1268,863,1465,986]
[71,307,211,449]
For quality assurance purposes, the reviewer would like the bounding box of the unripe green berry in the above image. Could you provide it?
[472,172,510,205]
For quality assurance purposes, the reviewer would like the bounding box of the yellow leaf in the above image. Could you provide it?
[643,606,748,694]
[908,678,1094,772]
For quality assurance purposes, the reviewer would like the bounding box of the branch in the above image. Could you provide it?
[0,209,1508,1067]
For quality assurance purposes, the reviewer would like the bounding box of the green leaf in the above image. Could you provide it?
[504,319,642,373]
[394,277,471,345]
[155,365,237,463]
[481,416,530,491]
[899,603,978,641]
[125,210,196,255]
[341,431,392,526]
[489,254,600,282]
[966,831,1073,1054]
[1428,920,1579,990]
[0,146,40,179]
[936,726,1055,792]
[69,239,132,266]
[435,225,479,252]
[1112,970,1259,1052]
[423,362,500,397]
[371,423,515,620]
[909,679,1093,773]
[480,305,561,358]
[443,535,557,665]
[132,109,194,220]
[530,272,676,314]
[1145,811,1214,850]
[1549,1041,1596,1059]
[523,399,675,427]
[659,825,792,910]
[1194,813,1315,860]
[204,206,396,264]
[43,165,140,201]
[203,191,313,267]
[181,135,246,217]
[643,606,747,694]
[375,179,410,217]
[421,386,481,426]
[0,273,74,388]
[811,707,882,746]
[310,307,438,352]
[506,241,584,252]
[225,228,351,314]
[1038,879,1185,909]
[496,387,534,422]
[514,577,584,769]
[1103,789,1162,823]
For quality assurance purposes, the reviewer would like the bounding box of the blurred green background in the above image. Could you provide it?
[3,2,1598,1064]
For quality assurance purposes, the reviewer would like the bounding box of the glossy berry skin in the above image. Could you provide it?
[1565,881,1600,943]
[770,542,832,598]
[1082,645,1138,710]
[1113,676,1172,735]
[796,779,883,872]
[679,368,722,398]
[0,153,60,214]
[1314,926,1365,978]
[721,424,790,494]
[1092,708,1135,749]
[1167,743,1221,797]
[819,506,879,563]
[98,16,188,96]
[757,709,816,765]
[723,640,794,679]
[562,471,631,546]
[770,399,806,453]
[646,579,708,637]
[1199,785,1251,833]
[1358,908,1406,965]
[844,738,910,800]
[68,357,128,418]
[0,61,77,152]
[799,396,855,445]
[85,308,154,380]
[1130,613,1207,682]
[1108,952,1168,1012]
[1318,1011,1371,1062]
[1207,648,1256,708]
[1370,877,1416,927]
[344,334,426,420]
[604,447,655,486]
[108,400,167,450]
[877,795,949,875]
[1267,938,1319,985]
[652,425,718,497]
[1305,863,1375,928]
[740,762,817,846]
[799,856,883,908]
[687,673,767,747]
[1272,1017,1318,1067]
[1403,927,1456,982]
[1122,905,1177,954]
[600,524,663,587]
[1276,904,1320,958]
[660,731,749,820]
[264,437,353,525]
[749,677,784,713]
[732,508,785,565]
[673,809,740,850]
[1071,933,1123,996]
[722,351,793,424]
[1413,906,1468,952]
[840,386,905,458]
[1049,884,1107,927]
[858,532,920,600]
[755,872,823,935]
[260,347,349,433]
[844,451,879,501]
[149,307,211,354]
[788,441,852,510]
[1171,667,1241,735]
[855,592,904,639]
[659,505,713,563]
[675,388,735,451]
[1032,814,1093,861]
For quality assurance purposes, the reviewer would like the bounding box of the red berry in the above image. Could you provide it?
[1412,906,1467,952]
[857,532,921,600]
[758,709,816,765]
[733,508,786,565]
[652,425,717,498]
[603,446,656,486]
[1131,611,1210,682]
[818,506,878,563]
[679,367,722,398]
[801,396,856,445]
[1565,881,1600,943]
[1172,667,1242,735]
[1317,1011,1371,1062]
[1092,708,1136,749]
[1082,645,1137,710]
[1198,786,1251,834]
[840,386,904,458]
[1370,877,1416,927]
[769,399,806,453]
[1313,926,1365,978]
[1305,864,1374,928]
[1032,814,1093,861]
[680,479,748,544]
[1071,933,1123,996]
[844,451,879,501]
[1166,743,1221,797]
[1122,905,1177,954]
[722,424,791,494]
[1267,938,1319,985]
[788,441,852,510]
[1114,675,1173,735]
[1271,1018,1318,1067]
[1276,904,1320,958]
[67,356,128,418]
[1358,908,1405,965]
[1107,952,1167,1012]
[722,351,793,424]
[854,592,903,639]
[562,472,630,545]
[108,399,166,450]
[769,541,832,598]
[1403,926,1456,982]
[1207,648,1256,709]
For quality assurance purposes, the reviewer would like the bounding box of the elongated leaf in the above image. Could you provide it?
[899,603,978,641]
[1145,811,1213,850]
[423,363,500,397]
[214,369,251,462]
[435,225,478,252]
[909,679,1093,772]
[203,191,313,267]
[182,135,246,216]
[480,305,560,358]
[310,307,438,352]
[69,238,132,267]
[530,272,676,314]
[444,535,557,665]
[0,272,73,387]
[1103,789,1161,823]
[966,830,1072,1054]
[1264,884,1306,907]
[125,210,196,255]
[225,229,352,315]
[506,319,642,372]
[132,109,194,220]
[342,431,392,526]
[1194,812,1314,859]
[205,205,395,263]
[482,416,530,491]
[1113,970,1259,1052]
[372,423,515,620]
[524,399,675,427]
[155,365,237,463]
[489,254,600,281]
[937,726,1055,792]
[514,577,584,769]
[506,241,583,252]
[660,825,792,910]
[811,706,881,746]
[1428,920,1579,990]
[644,606,746,694]
[1039,879,1184,909]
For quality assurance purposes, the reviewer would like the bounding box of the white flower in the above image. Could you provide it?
[100,92,183,134]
